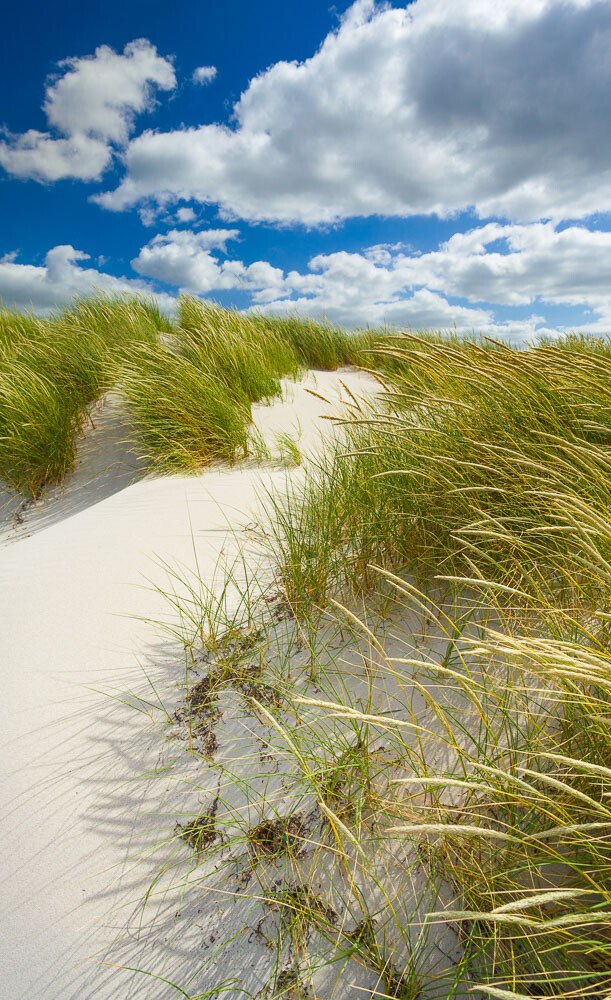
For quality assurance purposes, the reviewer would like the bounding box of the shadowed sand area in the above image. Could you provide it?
[0,391,147,545]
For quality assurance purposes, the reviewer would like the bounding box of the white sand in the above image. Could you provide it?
[1,371,388,999]
[1,369,475,999]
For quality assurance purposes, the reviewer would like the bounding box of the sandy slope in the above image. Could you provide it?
[1,371,386,999]
[0,391,147,546]
[0,368,361,547]
[1,369,478,1000]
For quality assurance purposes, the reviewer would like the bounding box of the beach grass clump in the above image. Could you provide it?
[253,330,611,997]
[0,293,170,495]
[0,313,104,494]
[0,360,81,495]
[1,292,385,496]
[179,296,376,384]
[54,292,171,400]
[176,296,300,403]
[264,429,410,613]
[0,308,45,361]
[176,796,219,855]
[119,342,251,472]
[267,334,611,625]
[381,613,611,998]
[110,321,611,998]
[58,291,170,347]
[275,431,302,468]
[251,310,376,371]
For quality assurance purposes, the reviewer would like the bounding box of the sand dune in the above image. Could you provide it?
[2,371,404,999]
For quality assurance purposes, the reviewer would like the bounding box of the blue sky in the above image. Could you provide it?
[2,0,611,341]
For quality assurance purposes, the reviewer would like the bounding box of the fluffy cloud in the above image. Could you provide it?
[97,0,611,224]
[409,223,611,315]
[289,222,611,322]
[176,206,196,223]
[132,228,285,295]
[0,40,175,182]
[0,245,174,313]
[258,222,611,332]
[192,66,217,85]
[131,221,611,340]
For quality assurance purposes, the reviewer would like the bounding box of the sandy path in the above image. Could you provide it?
[0,371,376,999]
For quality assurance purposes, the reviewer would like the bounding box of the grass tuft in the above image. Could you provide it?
[118,342,251,471]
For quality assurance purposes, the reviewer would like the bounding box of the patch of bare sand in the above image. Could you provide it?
[0,370,374,547]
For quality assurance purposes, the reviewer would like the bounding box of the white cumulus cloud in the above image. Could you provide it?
[0,245,174,313]
[176,206,196,223]
[0,40,176,182]
[407,223,611,313]
[131,221,611,341]
[192,66,217,85]
[131,228,285,294]
[97,0,611,224]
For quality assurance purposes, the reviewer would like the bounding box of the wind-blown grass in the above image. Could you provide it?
[176,297,300,403]
[0,309,43,361]
[252,332,611,997]
[139,330,611,996]
[250,309,376,371]
[0,360,80,495]
[267,335,611,624]
[0,293,170,495]
[119,343,252,471]
[19,309,601,995]
[3,291,609,996]
[177,297,377,400]
[0,292,385,495]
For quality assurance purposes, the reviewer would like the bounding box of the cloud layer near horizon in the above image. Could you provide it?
[6,219,611,344]
[129,221,611,336]
[0,245,175,313]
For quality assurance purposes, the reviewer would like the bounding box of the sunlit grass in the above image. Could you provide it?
[138,329,611,997]
[0,292,170,495]
[118,342,252,471]
[176,296,300,403]
[0,293,387,495]
[250,332,611,997]
[250,309,376,371]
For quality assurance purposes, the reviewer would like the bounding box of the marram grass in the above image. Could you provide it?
[118,342,252,471]
[176,296,300,402]
[138,329,611,998]
[255,333,611,997]
[0,360,80,495]
[0,292,384,496]
[0,292,171,496]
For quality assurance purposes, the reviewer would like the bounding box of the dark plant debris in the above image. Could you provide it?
[248,814,305,863]
[270,885,339,931]
[187,659,282,720]
[188,674,216,716]
[192,724,219,759]
[273,964,312,999]
[176,796,219,853]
